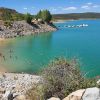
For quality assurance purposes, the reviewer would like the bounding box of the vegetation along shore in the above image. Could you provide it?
[0,7,57,39]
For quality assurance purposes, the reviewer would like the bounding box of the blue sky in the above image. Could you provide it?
[0,0,100,14]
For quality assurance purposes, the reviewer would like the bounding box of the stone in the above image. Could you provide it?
[13,93,19,98]
[0,88,5,94]
[97,80,100,86]
[8,93,13,100]
[48,97,60,100]
[3,90,11,98]
[63,89,85,100]
[3,90,14,100]
[14,75,18,80]
[15,95,26,100]
[82,87,100,100]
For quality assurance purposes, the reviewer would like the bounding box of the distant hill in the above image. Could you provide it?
[1,7,100,21]
[0,7,18,14]
[52,12,100,20]
[0,7,24,21]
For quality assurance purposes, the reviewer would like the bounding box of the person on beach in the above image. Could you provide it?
[3,55,6,61]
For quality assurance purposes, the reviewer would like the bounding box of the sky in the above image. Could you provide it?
[0,0,100,14]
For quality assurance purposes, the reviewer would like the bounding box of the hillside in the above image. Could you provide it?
[53,12,100,20]
[0,7,18,14]
[0,7,24,21]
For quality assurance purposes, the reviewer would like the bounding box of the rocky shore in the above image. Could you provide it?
[0,20,57,39]
[0,72,41,100]
[0,72,100,100]
[49,87,100,100]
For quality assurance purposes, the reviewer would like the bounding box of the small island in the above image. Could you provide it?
[0,8,57,39]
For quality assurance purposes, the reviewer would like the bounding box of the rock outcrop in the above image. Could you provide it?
[82,87,100,100]
[49,87,100,100]
[63,89,85,100]
[0,72,99,100]
[48,97,60,100]
[0,20,57,39]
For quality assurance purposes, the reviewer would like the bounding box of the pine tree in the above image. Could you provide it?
[25,13,33,24]
[35,10,52,23]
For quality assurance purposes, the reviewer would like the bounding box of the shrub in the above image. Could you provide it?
[26,84,44,100]
[4,21,13,28]
[26,58,97,100]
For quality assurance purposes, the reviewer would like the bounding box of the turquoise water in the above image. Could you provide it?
[0,19,100,77]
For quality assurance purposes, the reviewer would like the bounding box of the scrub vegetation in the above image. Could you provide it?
[26,58,97,100]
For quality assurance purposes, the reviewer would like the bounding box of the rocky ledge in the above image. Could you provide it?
[0,72,100,100]
[0,72,41,100]
[0,20,57,39]
[49,87,100,100]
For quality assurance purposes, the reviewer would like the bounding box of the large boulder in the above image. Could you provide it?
[82,87,100,100]
[48,97,60,100]
[63,87,100,100]
[14,95,26,100]
[63,89,85,100]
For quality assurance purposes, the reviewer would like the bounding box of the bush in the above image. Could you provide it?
[4,21,13,28]
[26,58,97,100]
[26,84,44,100]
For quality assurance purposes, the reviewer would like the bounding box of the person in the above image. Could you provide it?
[3,56,6,61]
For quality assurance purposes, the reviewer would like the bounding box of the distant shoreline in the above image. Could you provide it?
[53,18,100,23]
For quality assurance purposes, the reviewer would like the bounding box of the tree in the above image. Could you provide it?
[41,10,52,22]
[25,13,33,24]
[12,14,24,21]
[35,10,52,23]
[2,12,13,21]
[36,10,42,19]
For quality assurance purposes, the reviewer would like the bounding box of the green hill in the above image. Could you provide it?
[52,12,100,20]
[0,7,24,21]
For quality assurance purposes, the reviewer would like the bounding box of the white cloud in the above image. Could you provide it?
[23,7,28,10]
[81,5,90,9]
[81,3,100,10]
[63,7,77,10]
[87,2,93,5]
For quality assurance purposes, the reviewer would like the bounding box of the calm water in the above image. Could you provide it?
[0,19,100,77]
